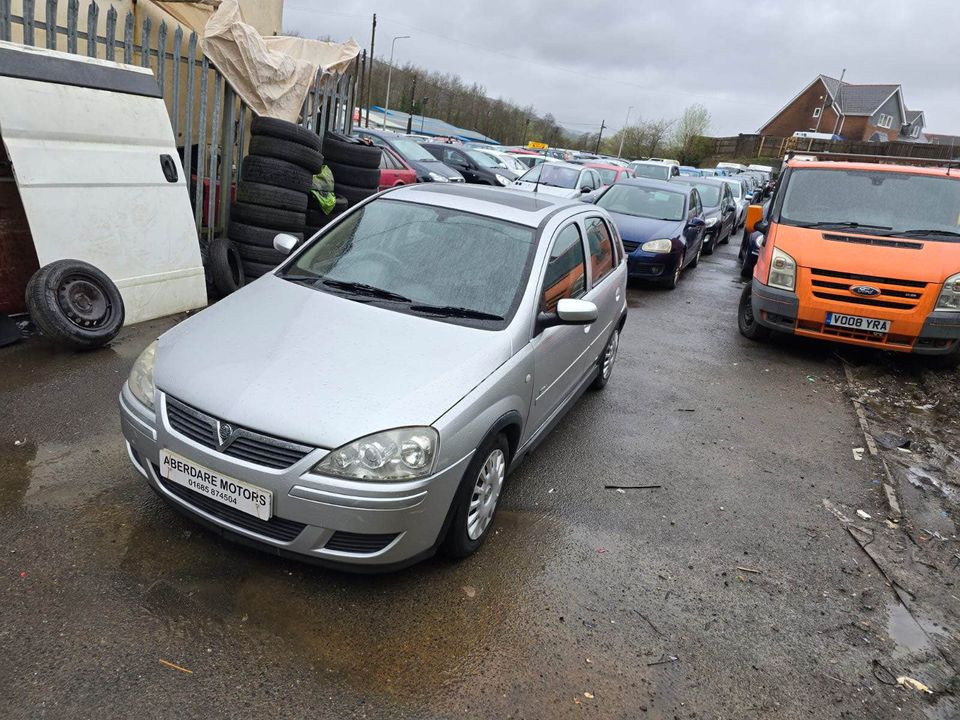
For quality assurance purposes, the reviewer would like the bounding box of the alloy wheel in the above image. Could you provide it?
[602,329,620,381]
[466,449,506,540]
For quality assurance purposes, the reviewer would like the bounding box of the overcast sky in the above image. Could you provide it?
[283,0,960,139]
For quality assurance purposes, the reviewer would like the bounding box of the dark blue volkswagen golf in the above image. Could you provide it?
[587,179,706,289]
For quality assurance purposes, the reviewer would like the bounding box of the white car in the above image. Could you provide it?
[718,176,749,228]
[513,162,603,199]
[475,149,529,175]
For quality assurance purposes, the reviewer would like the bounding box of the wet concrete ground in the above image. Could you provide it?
[1,234,955,718]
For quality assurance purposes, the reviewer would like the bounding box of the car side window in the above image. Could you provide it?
[380,151,399,170]
[584,217,615,286]
[692,190,702,216]
[541,224,587,313]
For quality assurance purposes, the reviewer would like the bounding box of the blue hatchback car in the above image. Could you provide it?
[586,178,706,288]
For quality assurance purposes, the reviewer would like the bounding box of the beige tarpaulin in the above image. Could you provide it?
[202,0,360,122]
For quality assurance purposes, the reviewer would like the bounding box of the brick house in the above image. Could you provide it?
[758,75,926,142]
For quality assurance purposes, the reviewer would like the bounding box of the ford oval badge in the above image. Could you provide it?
[850,285,881,297]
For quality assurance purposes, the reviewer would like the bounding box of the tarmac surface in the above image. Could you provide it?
[1,231,954,719]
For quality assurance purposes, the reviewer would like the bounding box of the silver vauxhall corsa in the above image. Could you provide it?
[119,184,628,569]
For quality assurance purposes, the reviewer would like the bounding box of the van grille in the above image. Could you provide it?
[822,233,924,250]
[808,268,929,311]
[165,396,312,469]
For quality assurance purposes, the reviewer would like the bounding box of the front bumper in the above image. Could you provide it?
[119,385,470,570]
[750,279,960,355]
[626,248,681,279]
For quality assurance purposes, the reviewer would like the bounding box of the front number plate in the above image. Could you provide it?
[825,312,890,333]
[159,449,273,520]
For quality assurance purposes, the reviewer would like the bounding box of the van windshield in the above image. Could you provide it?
[780,169,960,238]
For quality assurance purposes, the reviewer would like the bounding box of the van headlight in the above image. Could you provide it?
[314,427,439,481]
[641,238,673,253]
[128,341,157,410]
[935,272,960,311]
[767,247,797,291]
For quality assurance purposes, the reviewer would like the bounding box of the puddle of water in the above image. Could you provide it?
[886,601,933,657]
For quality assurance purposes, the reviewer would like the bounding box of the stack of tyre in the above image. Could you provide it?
[222,117,324,288]
[321,131,382,212]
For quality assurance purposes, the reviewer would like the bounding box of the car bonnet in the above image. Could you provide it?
[154,276,514,449]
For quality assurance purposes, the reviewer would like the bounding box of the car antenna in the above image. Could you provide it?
[533,165,541,194]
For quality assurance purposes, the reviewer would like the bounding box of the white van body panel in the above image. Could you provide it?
[0,42,206,325]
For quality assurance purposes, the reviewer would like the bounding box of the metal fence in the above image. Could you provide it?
[0,0,358,243]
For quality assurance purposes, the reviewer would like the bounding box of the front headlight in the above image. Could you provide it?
[314,427,439,481]
[128,341,157,409]
[935,272,960,311]
[428,171,449,183]
[495,174,510,186]
[768,247,797,291]
[641,238,673,253]
[705,216,719,227]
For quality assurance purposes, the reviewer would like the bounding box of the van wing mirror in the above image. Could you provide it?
[744,204,766,234]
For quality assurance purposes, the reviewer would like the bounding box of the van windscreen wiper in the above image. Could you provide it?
[891,228,960,238]
[793,221,894,231]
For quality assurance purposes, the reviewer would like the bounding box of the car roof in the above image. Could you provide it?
[584,162,624,171]
[528,161,584,171]
[382,183,580,226]
[672,176,727,187]
[630,160,669,167]
[618,177,687,194]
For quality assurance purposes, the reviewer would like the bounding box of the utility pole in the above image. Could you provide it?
[420,98,429,133]
[831,68,847,137]
[405,74,417,133]
[523,117,530,146]
[383,35,410,129]
[617,106,633,158]
[357,49,366,128]
[594,119,606,154]
[364,13,376,127]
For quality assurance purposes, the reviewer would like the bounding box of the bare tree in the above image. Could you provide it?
[672,104,711,155]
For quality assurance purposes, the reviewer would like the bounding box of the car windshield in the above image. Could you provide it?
[519,164,580,188]
[632,164,670,181]
[467,150,500,168]
[596,185,686,221]
[596,168,618,184]
[391,138,436,162]
[688,183,721,206]
[282,199,536,324]
[725,182,742,198]
[780,169,960,237]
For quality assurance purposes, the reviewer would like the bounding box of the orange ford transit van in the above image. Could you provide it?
[739,160,960,364]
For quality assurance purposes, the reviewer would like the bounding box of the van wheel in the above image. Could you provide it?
[25,260,124,349]
[442,434,509,559]
[738,284,770,341]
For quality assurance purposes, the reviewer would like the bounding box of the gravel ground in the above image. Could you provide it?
[0,233,955,719]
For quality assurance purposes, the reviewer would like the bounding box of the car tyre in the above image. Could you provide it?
[208,237,245,296]
[441,433,510,559]
[240,155,313,193]
[25,259,124,349]
[240,259,279,280]
[234,240,289,265]
[230,201,305,233]
[236,182,308,212]
[689,243,702,269]
[738,284,771,341]
[248,135,324,173]
[228,221,303,248]
[702,234,715,255]
[337,182,379,207]
[250,115,323,152]
[325,160,381,189]
[322,132,383,169]
[591,327,620,390]
[661,259,681,289]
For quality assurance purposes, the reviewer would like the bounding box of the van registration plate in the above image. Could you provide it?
[825,312,890,333]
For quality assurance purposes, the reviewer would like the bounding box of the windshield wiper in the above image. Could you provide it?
[409,304,504,321]
[890,228,960,238]
[281,274,320,286]
[792,221,893,231]
[320,278,412,303]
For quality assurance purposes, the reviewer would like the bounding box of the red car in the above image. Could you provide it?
[583,162,633,188]
[378,145,417,190]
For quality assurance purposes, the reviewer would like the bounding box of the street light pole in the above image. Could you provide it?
[383,35,410,129]
[617,105,634,158]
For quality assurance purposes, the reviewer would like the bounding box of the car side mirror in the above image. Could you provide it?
[744,204,765,234]
[273,233,299,256]
[688,217,705,228]
[580,186,592,193]
[537,298,598,330]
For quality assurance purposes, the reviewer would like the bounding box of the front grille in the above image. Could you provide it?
[822,233,924,250]
[154,466,306,542]
[808,268,929,311]
[324,531,399,554]
[165,396,312,469]
[622,240,639,252]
